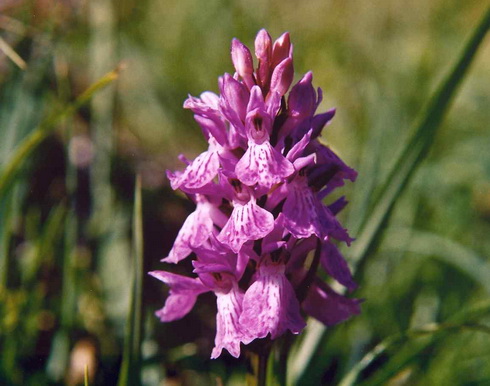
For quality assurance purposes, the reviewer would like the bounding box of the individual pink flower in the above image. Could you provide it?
[240,255,306,341]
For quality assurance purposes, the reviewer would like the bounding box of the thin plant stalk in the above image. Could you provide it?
[247,348,272,386]
[118,175,144,386]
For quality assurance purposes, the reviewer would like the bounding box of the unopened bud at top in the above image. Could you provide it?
[271,32,292,68]
[255,29,272,62]
[220,73,250,122]
[270,57,294,97]
[255,29,273,88]
[231,38,255,89]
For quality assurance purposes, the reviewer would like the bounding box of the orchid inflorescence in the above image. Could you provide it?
[150,29,361,359]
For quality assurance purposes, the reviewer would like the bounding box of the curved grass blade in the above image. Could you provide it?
[338,320,490,386]
[0,35,26,69]
[349,6,490,272]
[0,66,120,199]
[382,228,490,294]
[289,7,490,384]
[118,175,144,386]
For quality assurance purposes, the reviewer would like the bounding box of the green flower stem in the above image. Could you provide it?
[276,333,294,386]
[247,348,271,386]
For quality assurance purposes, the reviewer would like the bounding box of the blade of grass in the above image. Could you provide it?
[382,228,490,294]
[22,203,66,284]
[289,7,490,384]
[0,35,26,69]
[338,320,490,386]
[0,187,20,288]
[88,0,117,236]
[0,66,120,200]
[349,5,490,272]
[339,300,490,386]
[118,175,144,386]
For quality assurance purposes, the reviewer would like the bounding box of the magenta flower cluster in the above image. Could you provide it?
[150,29,361,359]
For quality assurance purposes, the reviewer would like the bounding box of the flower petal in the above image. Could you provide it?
[219,73,249,135]
[236,141,294,189]
[271,32,291,68]
[287,72,316,119]
[155,293,199,322]
[254,29,272,89]
[303,279,361,326]
[231,38,255,89]
[217,198,274,253]
[270,57,294,97]
[240,263,305,342]
[287,129,312,162]
[169,149,220,191]
[321,241,357,291]
[282,176,324,239]
[212,287,245,359]
[162,202,214,263]
[149,270,207,292]
[149,271,208,322]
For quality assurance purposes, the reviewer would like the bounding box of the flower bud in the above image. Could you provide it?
[271,32,291,68]
[270,57,294,97]
[220,73,250,122]
[254,29,272,88]
[288,71,316,119]
[231,38,255,88]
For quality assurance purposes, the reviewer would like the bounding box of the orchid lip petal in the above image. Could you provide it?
[217,197,274,253]
[236,141,294,190]
[211,286,245,359]
[240,262,306,342]
[169,147,220,191]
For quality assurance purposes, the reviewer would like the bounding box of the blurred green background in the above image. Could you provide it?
[0,0,489,385]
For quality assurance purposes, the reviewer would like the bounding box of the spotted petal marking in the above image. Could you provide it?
[217,198,274,253]
[169,149,220,191]
[235,141,294,189]
[240,263,305,342]
[212,287,245,359]
[282,176,325,239]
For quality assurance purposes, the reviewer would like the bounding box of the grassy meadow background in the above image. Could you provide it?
[1,0,490,384]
